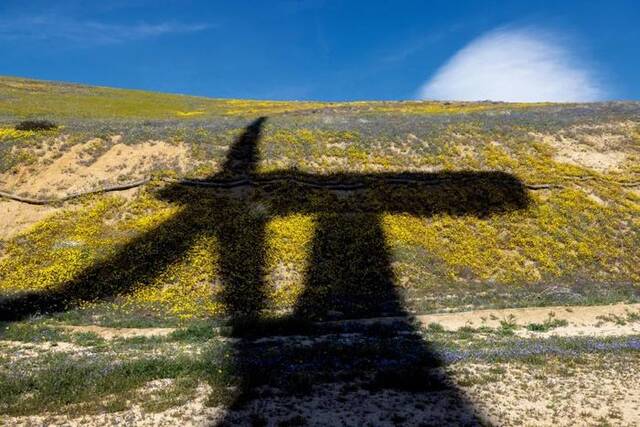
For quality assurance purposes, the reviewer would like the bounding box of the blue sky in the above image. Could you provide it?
[0,0,638,101]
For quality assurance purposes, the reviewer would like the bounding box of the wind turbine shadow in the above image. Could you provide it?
[1,117,530,424]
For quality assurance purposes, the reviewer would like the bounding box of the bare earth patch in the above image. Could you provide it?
[0,340,86,362]
[0,200,59,239]
[530,126,636,172]
[26,302,640,341]
[19,303,636,342]
[331,303,640,338]
[540,134,627,172]
[0,138,189,199]
[59,325,176,340]
[461,355,640,426]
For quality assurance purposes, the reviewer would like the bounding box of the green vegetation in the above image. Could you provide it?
[0,77,639,321]
[0,76,639,423]
[0,75,533,120]
[1,178,638,321]
[1,318,639,417]
[526,313,570,332]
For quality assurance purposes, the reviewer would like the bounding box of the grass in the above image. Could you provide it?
[526,312,570,332]
[0,76,639,422]
[499,316,520,335]
[0,75,561,121]
[1,319,639,417]
[595,310,640,326]
[0,322,69,343]
[0,350,209,416]
[0,76,323,119]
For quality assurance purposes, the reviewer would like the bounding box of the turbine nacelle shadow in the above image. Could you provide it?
[158,170,529,217]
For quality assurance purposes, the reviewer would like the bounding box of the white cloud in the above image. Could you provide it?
[0,15,211,45]
[418,27,607,102]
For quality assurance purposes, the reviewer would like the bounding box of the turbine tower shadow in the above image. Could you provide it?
[1,117,530,424]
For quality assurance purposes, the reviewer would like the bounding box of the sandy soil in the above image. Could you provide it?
[531,130,630,172]
[0,137,189,198]
[28,303,640,342]
[4,354,639,426]
[59,325,176,340]
[2,303,639,425]
[0,135,182,238]
[0,200,59,239]
[220,357,640,426]
[464,356,640,426]
[330,303,640,338]
[0,187,142,239]
[0,340,87,362]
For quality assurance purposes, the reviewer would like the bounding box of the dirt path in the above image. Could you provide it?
[53,303,640,340]
[59,325,176,340]
[328,302,640,338]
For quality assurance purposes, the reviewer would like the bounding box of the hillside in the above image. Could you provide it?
[1,76,640,425]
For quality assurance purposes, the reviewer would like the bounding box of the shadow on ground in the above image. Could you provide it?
[0,117,530,425]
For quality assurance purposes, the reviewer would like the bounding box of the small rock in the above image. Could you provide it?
[53,240,83,249]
